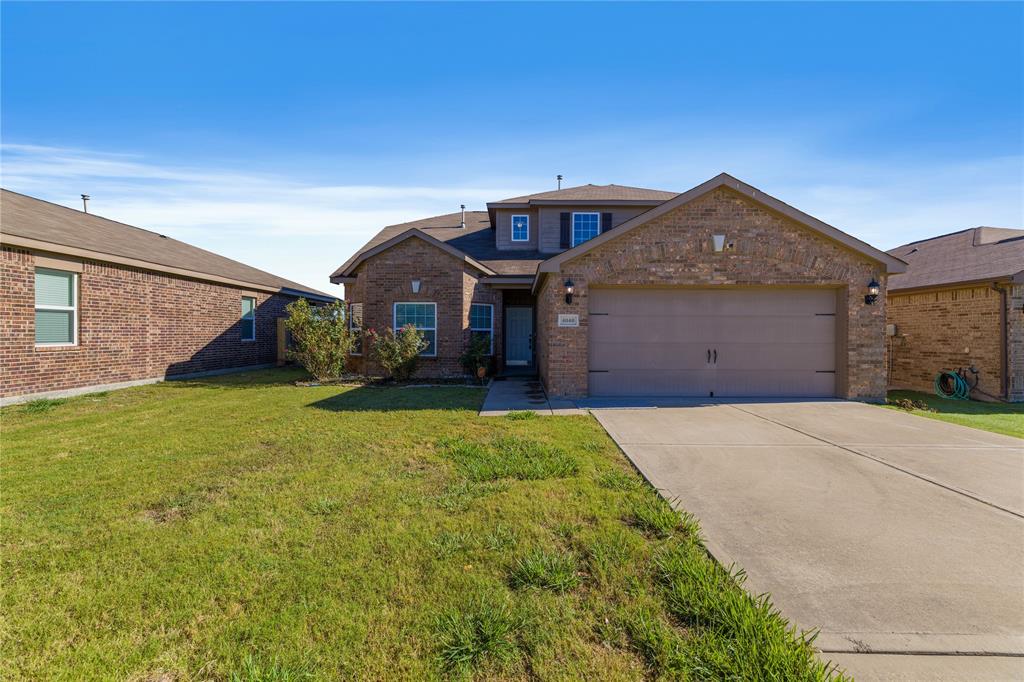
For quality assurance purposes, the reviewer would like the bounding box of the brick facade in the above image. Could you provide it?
[535,187,888,401]
[343,237,501,377]
[1,246,293,401]
[887,283,1023,402]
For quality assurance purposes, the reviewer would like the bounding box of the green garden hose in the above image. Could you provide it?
[934,370,970,400]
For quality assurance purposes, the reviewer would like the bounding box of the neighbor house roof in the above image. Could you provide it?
[0,189,335,300]
[489,184,678,206]
[537,173,907,282]
[330,210,545,281]
[887,227,1024,291]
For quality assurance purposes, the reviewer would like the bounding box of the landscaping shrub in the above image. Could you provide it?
[508,548,581,592]
[460,333,494,382]
[284,299,356,382]
[366,325,427,381]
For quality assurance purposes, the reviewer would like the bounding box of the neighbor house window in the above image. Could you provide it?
[394,302,436,356]
[35,267,77,346]
[511,215,529,242]
[348,302,364,355]
[469,303,494,354]
[241,296,256,341]
[572,212,600,246]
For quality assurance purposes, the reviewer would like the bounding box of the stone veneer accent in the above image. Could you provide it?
[1,246,293,400]
[343,237,501,377]
[535,187,888,401]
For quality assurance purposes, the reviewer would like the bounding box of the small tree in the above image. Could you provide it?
[284,298,356,382]
[460,333,493,383]
[367,325,427,381]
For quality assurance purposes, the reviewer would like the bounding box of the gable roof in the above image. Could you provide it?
[1,189,335,300]
[887,227,1024,291]
[537,173,907,276]
[330,210,546,281]
[490,183,677,206]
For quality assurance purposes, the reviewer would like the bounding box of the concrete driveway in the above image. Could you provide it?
[590,401,1024,680]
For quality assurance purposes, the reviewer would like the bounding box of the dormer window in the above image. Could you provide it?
[511,215,529,242]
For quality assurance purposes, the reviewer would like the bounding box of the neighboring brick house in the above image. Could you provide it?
[1,189,335,404]
[332,173,905,401]
[886,227,1024,402]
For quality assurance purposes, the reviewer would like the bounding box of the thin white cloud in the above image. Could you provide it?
[2,142,1020,293]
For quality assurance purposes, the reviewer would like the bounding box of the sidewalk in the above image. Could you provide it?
[479,377,585,416]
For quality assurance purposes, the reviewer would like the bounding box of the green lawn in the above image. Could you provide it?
[2,369,843,680]
[887,390,1024,439]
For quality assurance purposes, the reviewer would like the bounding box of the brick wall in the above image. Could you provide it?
[1009,285,1024,402]
[343,237,496,378]
[536,187,888,400]
[1,246,292,399]
[887,284,1005,399]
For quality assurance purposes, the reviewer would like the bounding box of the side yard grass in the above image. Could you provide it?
[2,369,846,680]
[887,390,1024,439]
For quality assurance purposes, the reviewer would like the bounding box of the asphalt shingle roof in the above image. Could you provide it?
[493,183,677,204]
[887,227,1024,291]
[1,189,333,298]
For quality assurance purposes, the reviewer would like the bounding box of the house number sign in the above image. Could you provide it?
[557,314,580,328]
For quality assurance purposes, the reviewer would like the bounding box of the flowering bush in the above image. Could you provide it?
[284,299,356,381]
[367,324,427,381]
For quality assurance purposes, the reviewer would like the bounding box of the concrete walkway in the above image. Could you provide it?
[591,401,1024,681]
[479,377,585,416]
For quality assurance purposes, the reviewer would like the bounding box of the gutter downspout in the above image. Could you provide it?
[994,282,1009,400]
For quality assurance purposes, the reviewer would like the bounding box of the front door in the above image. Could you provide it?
[505,306,533,366]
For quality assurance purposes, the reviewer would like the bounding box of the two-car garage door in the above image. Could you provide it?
[587,288,838,398]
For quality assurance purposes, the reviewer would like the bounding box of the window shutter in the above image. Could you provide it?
[601,212,613,233]
[560,213,571,249]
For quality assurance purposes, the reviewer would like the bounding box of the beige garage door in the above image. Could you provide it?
[588,288,837,397]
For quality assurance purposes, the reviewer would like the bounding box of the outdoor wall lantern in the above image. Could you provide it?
[865,278,880,305]
[411,279,421,294]
[564,279,575,305]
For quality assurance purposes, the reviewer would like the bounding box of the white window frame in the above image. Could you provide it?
[348,302,363,355]
[510,214,530,242]
[393,301,437,357]
[241,296,257,342]
[469,303,494,355]
[571,212,601,247]
[34,268,78,348]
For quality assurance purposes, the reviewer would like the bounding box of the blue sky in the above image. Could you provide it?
[2,2,1021,292]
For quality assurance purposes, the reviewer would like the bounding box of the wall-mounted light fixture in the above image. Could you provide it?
[564,279,575,305]
[864,278,880,305]
[411,279,421,294]
[713,234,726,252]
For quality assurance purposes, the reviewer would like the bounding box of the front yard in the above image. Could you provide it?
[2,369,841,680]
[887,390,1024,439]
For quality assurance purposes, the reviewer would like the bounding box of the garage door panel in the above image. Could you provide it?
[587,287,838,398]
[590,341,710,371]
[589,369,715,397]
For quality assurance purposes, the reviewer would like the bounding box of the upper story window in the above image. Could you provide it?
[511,215,530,242]
[35,267,78,346]
[241,296,256,341]
[394,302,437,356]
[572,212,601,247]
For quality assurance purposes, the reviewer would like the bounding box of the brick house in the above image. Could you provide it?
[1,189,335,404]
[886,227,1023,402]
[332,173,905,401]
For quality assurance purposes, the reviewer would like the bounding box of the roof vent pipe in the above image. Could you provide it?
[81,194,90,213]
[460,204,466,229]
[557,174,563,190]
